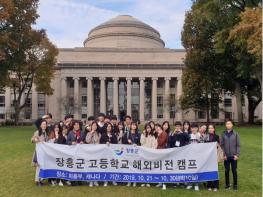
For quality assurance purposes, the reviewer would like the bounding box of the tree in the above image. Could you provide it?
[214,1,262,124]
[229,7,262,86]
[181,0,261,124]
[0,0,58,124]
[181,0,224,123]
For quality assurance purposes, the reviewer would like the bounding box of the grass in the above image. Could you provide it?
[0,125,261,197]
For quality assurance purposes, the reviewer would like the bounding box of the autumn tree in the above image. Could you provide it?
[0,0,58,124]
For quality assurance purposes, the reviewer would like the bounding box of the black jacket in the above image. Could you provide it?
[100,132,118,144]
[174,131,190,147]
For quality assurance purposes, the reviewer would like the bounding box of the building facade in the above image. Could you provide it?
[0,15,261,123]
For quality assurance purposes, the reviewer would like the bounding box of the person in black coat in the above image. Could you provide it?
[100,123,118,144]
[97,113,107,135]
[174,121,190,147]
[207,124,220,191]
[122,122,141,146]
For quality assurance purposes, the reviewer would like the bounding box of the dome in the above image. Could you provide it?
[83,15,165,48]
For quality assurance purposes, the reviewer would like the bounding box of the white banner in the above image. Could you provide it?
[36,142,218,183]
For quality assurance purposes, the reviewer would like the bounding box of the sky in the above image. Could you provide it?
[35,0,192,49]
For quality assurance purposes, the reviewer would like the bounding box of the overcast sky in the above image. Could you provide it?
[35,0,192,49]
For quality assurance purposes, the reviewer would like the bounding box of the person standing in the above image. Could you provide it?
[186,122,201,191]
[140,123,157,187]
[100,123,118,187]
[86,121,101,187]
[207,124,220,191]
[220,120,240,191]
[31,120,49,186]
[155,123,168,190]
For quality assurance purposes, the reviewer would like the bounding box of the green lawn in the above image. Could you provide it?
[0,125,261,197]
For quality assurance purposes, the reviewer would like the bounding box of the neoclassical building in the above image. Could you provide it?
[0,15,261,123]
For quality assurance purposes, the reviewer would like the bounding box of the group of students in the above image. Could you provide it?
[31,112,240,191]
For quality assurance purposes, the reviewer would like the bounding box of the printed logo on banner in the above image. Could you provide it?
[114,148,124,156]
[113,147,139,156]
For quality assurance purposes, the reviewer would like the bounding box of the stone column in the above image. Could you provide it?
[176,77,183,121]
[163,77,171,121]
[73,77,80,119]
[31,84,38,120]
[60,77,67,119]
[126,77,132,116]
[86,77,94,117]
[139,77,145,123]
[100,77,106,113]
[4,87,11,120]
[151,77,158,122]
[113,77,119,118]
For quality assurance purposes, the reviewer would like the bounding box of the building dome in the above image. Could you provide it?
[83,15,165,48]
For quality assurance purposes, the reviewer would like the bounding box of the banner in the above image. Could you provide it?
[36,142,219,183]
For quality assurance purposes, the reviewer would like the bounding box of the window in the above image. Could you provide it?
[225,112,232,120]
[69,80,74,88]
[170,94,176,118]
[224,98,232,107]
[170,79,176,88]
[157,96,163,118]
[81,96,87,107]
[81,114,87,119]
[0,114,5,119]
[198,111,206,119]
[82,80,87,88]
[157,80,163,88]
[0,96,5,107]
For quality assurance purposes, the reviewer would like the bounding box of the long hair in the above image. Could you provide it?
[144,123,154,137]
[116,121,125,134]
[182,120,191,133]
[208,124,216,134]
[38,120,47,136]
[130,122,138,133]
[105,123,113,133]
[91,121,99,132]
[162,121,170,134]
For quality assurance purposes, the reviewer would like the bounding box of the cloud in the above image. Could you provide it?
[36,0,191,49]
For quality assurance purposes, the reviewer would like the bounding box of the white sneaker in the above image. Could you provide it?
[186,185,192,190]
[194,185,199,191]
[141,184,145,187]
[156,183,162,187]
[51,180,56,186]
[214,188,218,192]
[146,184,150,187]
[66,181,71,186]
[94,181,99,186]
[112,181,118,186]
[162,184,166,190]
[89,182,93,187]
[104,181,108,187]
[127,182,131,187]
[58,180,63,186]
[208,188,212,191]
[133,182,136,187]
